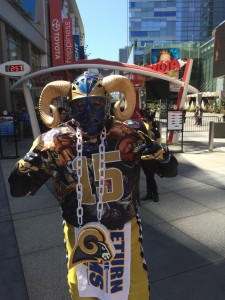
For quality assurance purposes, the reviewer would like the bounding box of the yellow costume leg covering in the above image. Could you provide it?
[128,216,150,300]
[68,281,98,300]
[63,217,150,300]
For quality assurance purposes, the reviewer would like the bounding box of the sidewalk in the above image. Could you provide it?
[0,133,225,299]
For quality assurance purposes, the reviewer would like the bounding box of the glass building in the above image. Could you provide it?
[119,46,130,63]
[128,0,225,92]
[129,0,225,47]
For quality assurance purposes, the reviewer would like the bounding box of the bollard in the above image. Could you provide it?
[208,121,214,151]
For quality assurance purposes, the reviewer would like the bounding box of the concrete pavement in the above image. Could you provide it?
[0,132,225,299]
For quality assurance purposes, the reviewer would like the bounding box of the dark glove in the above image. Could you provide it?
[133,131,155,153]
[134,131,164,160]
[23,151,42,169]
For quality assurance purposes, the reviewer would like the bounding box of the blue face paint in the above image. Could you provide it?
[69,96,111,136]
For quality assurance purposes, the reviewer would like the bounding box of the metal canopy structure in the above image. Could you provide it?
[11,58,198,92]
[10,58,198,139]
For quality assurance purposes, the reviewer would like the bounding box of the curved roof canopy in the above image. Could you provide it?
[11,58,198,94]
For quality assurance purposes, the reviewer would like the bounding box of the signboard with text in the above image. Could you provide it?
[73,35,80,61]
[213,21,225,78]
[168,111,183,131]
[49,0,64,66]
[63,18,75,64]
[0,60,31,77]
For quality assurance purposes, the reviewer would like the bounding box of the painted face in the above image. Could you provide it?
[69,96,111,137]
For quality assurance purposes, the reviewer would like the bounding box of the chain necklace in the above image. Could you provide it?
[75,127,106,227]
[75,127,83,227]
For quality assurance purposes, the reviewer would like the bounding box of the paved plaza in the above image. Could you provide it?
[0,131,225,299]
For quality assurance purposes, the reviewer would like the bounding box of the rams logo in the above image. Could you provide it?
[69,223,115,269]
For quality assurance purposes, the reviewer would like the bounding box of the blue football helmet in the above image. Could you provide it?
[39,72,136,130]
[69,73,111,137]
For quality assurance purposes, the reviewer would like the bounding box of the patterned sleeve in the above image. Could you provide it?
[8,136,51,197]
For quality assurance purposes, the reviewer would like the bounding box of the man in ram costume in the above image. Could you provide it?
[8,72,176,300]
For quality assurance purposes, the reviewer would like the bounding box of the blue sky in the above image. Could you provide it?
[76,0,128,61]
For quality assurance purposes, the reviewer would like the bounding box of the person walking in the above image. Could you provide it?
[198,105,203,126]
[194,106,199,125]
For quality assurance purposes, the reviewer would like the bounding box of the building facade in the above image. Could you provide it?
[128,0,225,94]
[129,0,225,48]
[119,46,129,63]
[0,0,84,114]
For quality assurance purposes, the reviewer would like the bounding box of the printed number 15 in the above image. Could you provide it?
[72,151,123,204]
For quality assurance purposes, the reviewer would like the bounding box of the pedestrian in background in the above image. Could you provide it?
[141,113,161,202]
[198,106,203,126]
[194,106,199,125]
[123,109,161,202]
[57,107,68,124]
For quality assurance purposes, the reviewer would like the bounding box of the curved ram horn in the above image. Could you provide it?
[39,81,71,128]
[102,75,136,121]
[78,228,104,255]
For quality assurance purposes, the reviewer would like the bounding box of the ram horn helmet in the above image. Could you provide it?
[39,72,136,128]
[39,80,71,128]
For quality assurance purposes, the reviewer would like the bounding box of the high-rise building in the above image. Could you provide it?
[129,0,225,48]
[119,46,130,62]
[128,0,225,91]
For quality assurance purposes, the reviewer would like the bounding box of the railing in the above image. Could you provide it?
[0,117,19,158]
[183,116,220,132]
[156,116,221,132]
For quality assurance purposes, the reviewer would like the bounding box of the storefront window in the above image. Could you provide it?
[6,30,22,61]
[31,46,42,70]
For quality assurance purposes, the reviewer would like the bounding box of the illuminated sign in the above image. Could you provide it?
[151,48,180,64]
[5,64,24,72]
[0,60,30,76]
[213,21,225,78]
[148,48,181,80]
[149,59,180,73]
[145,59,181,74]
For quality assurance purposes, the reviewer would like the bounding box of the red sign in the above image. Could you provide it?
[49,0,64,66]
[63,18,75,64]
[146,59,181,73]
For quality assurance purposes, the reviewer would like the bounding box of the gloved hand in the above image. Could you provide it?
[134,131,164,160]
[22,151,42,171]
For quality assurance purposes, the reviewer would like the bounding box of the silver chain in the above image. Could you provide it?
[75,127,83,227]
[97,127,106,222]
[75,127,106,226]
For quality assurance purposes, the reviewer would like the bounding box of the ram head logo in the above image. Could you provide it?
[69,224,115,269]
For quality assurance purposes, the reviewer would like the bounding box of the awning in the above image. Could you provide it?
[187,91,219,98]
